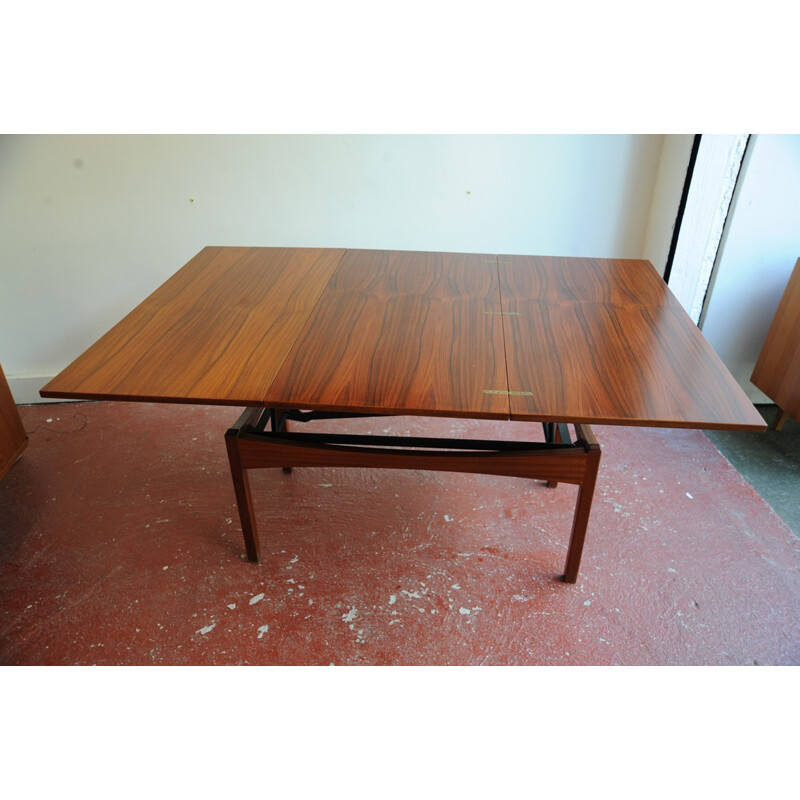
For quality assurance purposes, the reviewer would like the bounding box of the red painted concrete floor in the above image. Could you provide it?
[1,401,798,666]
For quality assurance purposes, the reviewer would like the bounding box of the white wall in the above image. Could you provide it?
[667,135,749,323]
[0,134,665,402]
[642,134,694,276]
[700,134,800,401]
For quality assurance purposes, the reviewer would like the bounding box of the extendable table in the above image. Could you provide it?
[41,247,765,582]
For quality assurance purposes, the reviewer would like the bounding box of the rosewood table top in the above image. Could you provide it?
[41,246,765,432]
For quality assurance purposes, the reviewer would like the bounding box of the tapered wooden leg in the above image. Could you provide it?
[561,429,602,583]
[773,407,789,431]
[225,409,262,562]
[280,417,292,474]
[225,412,602,582]
[546,424,563,488]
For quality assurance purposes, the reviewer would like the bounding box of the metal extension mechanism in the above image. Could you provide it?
[225,408,601,583]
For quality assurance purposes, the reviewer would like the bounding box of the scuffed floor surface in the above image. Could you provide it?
[1,402,798,666]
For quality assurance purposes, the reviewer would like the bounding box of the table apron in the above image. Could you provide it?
[236,431,592,485]
[224,408,601,583]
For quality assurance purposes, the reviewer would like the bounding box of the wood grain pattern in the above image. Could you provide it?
[40,246,765,431]
[751,258,800,426]
[264,250,509,418]
[323,248,501,299]
[235,434,592,484]
[499,256,766,430]
[40,247,346,406]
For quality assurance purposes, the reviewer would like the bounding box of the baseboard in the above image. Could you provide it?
[7,376,82,406]
[746,385,772,405]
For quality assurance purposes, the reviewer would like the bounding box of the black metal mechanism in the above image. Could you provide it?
[247,408,576,455]
[283,410,378,423]
[542,421,571,445]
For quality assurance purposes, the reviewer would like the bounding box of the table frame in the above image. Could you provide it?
[225,408,601,583]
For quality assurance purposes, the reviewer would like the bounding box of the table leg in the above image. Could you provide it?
[225,408,263,562]
[773,407,789,431]
[225,411,602,583]
[272,410,293,472]
[561,424,602,583]
[544,422,563,488]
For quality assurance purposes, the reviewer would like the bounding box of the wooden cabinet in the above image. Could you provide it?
[0,363,28,480]
[751,258,800,429]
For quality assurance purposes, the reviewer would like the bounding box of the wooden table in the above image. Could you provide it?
[41,247,765,582]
